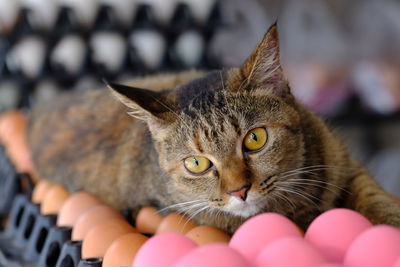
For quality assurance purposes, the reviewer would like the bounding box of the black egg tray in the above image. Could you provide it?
[0,146,133,267]
[0,195,103,267]
[0,1,224,109]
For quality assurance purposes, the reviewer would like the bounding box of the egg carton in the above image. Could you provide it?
[0,145,35,222]
[0,188,129,266]
[0,0,224,110]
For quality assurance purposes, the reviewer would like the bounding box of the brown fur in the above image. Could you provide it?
[27,25,400,233]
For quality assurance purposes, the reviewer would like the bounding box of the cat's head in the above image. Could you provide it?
[110,25,307,219]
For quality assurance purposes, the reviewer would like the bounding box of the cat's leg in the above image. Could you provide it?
[347,173,400,227]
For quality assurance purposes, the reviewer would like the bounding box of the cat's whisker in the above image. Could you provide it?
[276,186,321,211]
[159,200,204,210]
[187,205,209,222]
[281,165,354,176]
[279,180,339,196]
[280,169,340,180]
[285,178,351,194]
[278,169,349,192]
[219,70,226,91]
[157,200,206,214]
[179,203,211,230]
[271,190,296,215]
[277,170,350,194]
[176,202,208,214]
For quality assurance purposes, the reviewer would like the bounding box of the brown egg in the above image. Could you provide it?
[103,233,149,267]
[32,180,53,204]
[82,218,137,258]
[0,110,36,179]
[136,206,163,234]
[156,213,198,235]
[57,192,103,227]
[72,205,124,241]
[40,184,70,215]
[185,225,231,245]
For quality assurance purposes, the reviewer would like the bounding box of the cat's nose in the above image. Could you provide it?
[226,184,251,201]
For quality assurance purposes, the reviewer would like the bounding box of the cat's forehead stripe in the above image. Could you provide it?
[177,71,227,117]
[194,134,204,153]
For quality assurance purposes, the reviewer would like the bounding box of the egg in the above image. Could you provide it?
[7,37,46,79]
[173,31,204,67]
[229,212,302,262]
[51,35,87,76]
[40,184,70,215]
[174,243,250,267]
[82,218,136,258]
[59,0,99,28]
[156,213,198,235]
[33,80,61,104]
[137,0,177,25]
[100,0,136,26]
[344,225,400,267]
[90,32,127,73]
[57,192,103,227]
[0,81,20,110]
[22,0,58,30]
[0,0,19,32]
[393,257,400,267]
[32,180,53,204]
[304,208,372,263]
[136,206,163,234]
[129,30,166,70]
[180,0,215,24]
[317,264,345,267]
[0,110,36,178]
[103,233,149,267]
[256,237,327,267]
[133,232,197,267]
[72,205,124,240]
[185,225,230,245]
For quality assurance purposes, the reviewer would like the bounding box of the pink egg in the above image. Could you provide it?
[393,257,400,267]
[133,233,197,267]
[317,264,345,267]
[256,237,327,267]
[173,244,250,267]
[229,213,302,262]
[304,208,372,263]
[344,225,400,267]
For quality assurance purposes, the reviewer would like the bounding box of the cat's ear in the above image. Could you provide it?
[106,82,176,122]
[240,23,289,96]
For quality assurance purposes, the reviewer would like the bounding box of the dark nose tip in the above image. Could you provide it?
[226,184,251,201]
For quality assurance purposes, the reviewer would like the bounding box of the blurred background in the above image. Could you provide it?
[0,0,399,195]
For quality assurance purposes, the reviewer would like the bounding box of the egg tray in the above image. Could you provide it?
[0,1,224,109]
[0,146,123,267]
[0,196,141,267]
[0,194,105,267]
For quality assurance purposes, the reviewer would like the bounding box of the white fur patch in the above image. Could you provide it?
[223,191,265,217]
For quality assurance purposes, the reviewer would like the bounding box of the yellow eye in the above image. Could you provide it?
[244,127,268,152]
[184,156,212,174]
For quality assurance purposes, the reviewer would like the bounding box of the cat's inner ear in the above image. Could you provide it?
[240,23,288,96]
[107,82,175,121]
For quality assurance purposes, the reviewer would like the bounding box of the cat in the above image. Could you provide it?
[27,24,400,233]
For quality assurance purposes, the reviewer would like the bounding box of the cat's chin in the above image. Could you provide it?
[223,191,265,218]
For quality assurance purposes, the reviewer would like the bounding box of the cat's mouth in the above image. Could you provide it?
[223,191,268,218]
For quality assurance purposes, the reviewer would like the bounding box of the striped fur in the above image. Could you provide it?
[27,26,400,233]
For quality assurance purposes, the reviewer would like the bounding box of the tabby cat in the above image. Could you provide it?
[28,25,400,233]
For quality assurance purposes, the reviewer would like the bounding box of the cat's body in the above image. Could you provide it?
[28,71,204,214]
[27,26,400,233]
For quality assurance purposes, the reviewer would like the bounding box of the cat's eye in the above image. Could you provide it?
[184,156,212,174]
[243,127,268,152]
